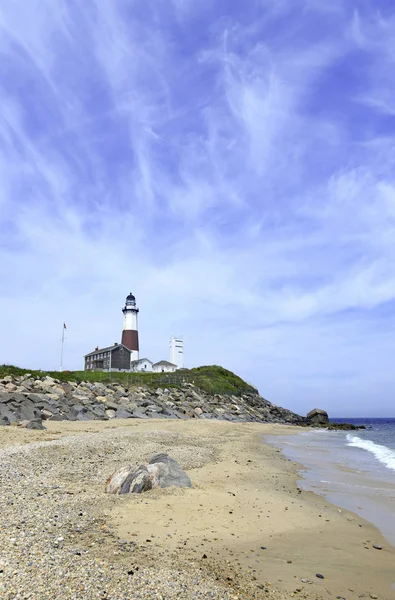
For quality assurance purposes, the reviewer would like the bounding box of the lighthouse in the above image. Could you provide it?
[121,292,139,362]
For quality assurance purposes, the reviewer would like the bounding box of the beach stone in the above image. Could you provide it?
[315,573,325,579]
[149,453,192,488]
[105,465,133,494]
[307,408,329,425]
[18,418,46,430]
[106,453,192,494]
[372,544,382,550]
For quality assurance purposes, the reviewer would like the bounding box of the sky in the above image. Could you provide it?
[0,0,394,418]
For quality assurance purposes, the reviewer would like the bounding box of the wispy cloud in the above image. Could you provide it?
[0,0,394,416]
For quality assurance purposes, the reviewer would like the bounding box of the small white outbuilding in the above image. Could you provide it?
[130,358,153,372]
[152,360,177,373]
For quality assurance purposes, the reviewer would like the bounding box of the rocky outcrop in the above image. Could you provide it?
[106,453,192,494]
[307,408,329,426]
[0,374,306,426]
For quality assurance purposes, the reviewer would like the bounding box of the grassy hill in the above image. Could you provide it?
[0,364,257,397]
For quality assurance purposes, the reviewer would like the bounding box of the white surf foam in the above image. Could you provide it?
[346,434,395,473]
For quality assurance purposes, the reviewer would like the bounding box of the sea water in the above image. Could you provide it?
[266,418,395,548]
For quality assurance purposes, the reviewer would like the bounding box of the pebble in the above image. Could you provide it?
[316,573,325,579]
[372,544,382,550]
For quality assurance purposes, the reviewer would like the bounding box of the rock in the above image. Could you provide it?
[18,418,46,430]
[94,395,108,404]
[116,408,133,419]
[0,374,310,426]
[315,573,325,579]
[40,409,54,420]
[372,544,382,550]
[15,400,40,422]
[105,465,133,494]
[131,409,150,419]
[307,408,329,425]
[0,416,10,426]
[0,392,28,405]
[4,383,17,392]
[149,453,192,488]
[106,453,192,494]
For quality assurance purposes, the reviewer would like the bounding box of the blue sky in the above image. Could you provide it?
[1,0,394,417]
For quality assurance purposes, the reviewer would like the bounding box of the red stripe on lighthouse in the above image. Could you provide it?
[121,330,139,351]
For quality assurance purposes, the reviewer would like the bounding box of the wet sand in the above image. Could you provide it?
[0,419,394,599]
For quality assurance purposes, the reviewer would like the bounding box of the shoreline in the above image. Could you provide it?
[266,426,395,549]
[0,419,394,599]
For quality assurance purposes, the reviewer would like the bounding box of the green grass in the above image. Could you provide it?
[0,364,257,397]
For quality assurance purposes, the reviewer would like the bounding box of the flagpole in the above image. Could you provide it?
[60,324,65,372]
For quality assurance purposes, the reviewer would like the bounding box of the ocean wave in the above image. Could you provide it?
[346,434,395,472]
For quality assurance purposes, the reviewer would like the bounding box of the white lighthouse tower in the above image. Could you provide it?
[121,292,139,362]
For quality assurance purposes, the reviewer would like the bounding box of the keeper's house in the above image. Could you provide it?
[84,343,131,372]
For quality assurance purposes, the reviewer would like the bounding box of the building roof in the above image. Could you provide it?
[152,360,177,367]
[130,358,153,366]
[84,344,131,358]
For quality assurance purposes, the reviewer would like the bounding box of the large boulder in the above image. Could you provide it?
[307,408,329,425]
[105,453,192,494]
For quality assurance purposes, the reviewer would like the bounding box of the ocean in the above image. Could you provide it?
[266,418,395,548]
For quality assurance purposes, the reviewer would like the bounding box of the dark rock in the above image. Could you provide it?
[307,408,329,425]
[116,408,133,419]
[15,400,40,421]
[0,406,17,423]
[316,573,325,579]
[75,410,92,421]
[327,422,366,430]
[131,409,150,419]
[0,416,10,426]
[18,418,46,430]
[0,392,28,404]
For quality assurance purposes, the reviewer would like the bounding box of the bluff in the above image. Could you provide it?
[0,371,306,426]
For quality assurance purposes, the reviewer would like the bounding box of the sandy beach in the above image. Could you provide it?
[0,419,393,600]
